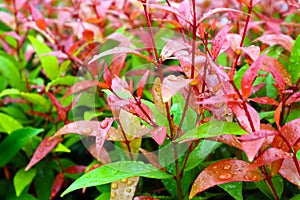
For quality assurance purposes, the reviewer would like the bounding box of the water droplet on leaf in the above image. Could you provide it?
[81,128,93,134]
[218,172,232,180]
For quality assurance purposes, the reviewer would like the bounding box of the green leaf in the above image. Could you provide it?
[0,128,43,167]
[34,162,54,200]
[61,161,172,196]
[290,194,300,200]
[46,76,77,91]
[14,168,37,197]
[28,36,59,80]
[53,143,71,153]
[95,192,110,200]
[0,55,21,89]
[219,182,243,200]
[0,88,20,97]
[185,140,221,171]
[255,175,284,199]
[288,35,300,83]
[175,121,248,142]
[0,112,23,134]
[20,92,50,110]
[296,150,300,161]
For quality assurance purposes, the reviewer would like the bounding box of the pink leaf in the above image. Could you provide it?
[242,138,265,162]
[190,159,264,198]
[50,173,64,200]
[249,97,279,106]
[240,129,278,141]
[199,8,244,22]
[137,70,150,98]
[46,92,67,121]
[150,126,167,145]
[64,166,86,174]
[241,53,266,98]
[254,34,294,52]
[88,144,111,164]
[103,64,112,86]
[286,92,300,105]
[279,158,300,187]
[211,23,231,59]
[14,0,27,11]
[25,137,62,171]
[240,45,260,61]
[63,80,99,98]
[281,118,300,146]
[161,75,192,102]
[247,148,293,171]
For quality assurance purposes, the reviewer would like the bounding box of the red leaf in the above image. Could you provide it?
[254,34,294,52]
[279,158,300,187]
[46,92,67,121]
[50,173,64,200]
[211,23,231,59]
[30,5,47,31]
[228,102,260,133]
[88,144,111,163]
[52,118,114,154]
[261,57,293,88]
[161,75,192,102]
[134,197,160,200]
[281,118,300,147]
[103,64,112,86]
[241,53,266,98]
[190,159,264,198]
[286,92,300,105]
[274,103,282,128]
[240,45,260,61]
[137,70,150,98]
[82,29,94,42]
[25,137,62,171]
[249,97,279,106]
[150,126,167,145]
[242,138,265,162]
[14,0,27,11]
[240,129,278,141]
[199,8,244,22]
[64,166,86,174]
[63,80,99,98]
[35,18,47,31]
[247,148,293,171]
[211,135,242,150]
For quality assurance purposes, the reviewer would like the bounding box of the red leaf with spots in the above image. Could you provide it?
[247,148,293,171]
[249,97,279,106]
[241,53,266,98]
[137,70,150,98]
[286,92,300,105]
[211,23,231,59]
[50,173,64,200]
[281,118,300,147]
[64,166,86,174]
[274,103,282,128]
[46,91,67,121]
[190,159,264,198]
[150,126,167,145]
[63,80,100,98]
[25,137,62,171]
[242,138,265,162]
[279,158,300,187]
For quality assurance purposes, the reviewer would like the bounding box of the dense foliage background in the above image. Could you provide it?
[0,0,300,199]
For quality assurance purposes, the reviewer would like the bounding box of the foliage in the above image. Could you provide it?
[0,0,300,199]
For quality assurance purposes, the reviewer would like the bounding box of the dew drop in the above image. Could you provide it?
[45,141,52,147]
[121,178,128,183]
[111,191,116,198]
[126,188,132,193]
[81,127,93,134]
[223,164,231,170]
[35,153,42,160]
[233,164,239,169]
[154,87,161,92]
[127,180,134,186]
[218,172,232,180]
[213,165,218,170]
[100,120,109,129]
[244,175,250,180]
[111,182,118,189]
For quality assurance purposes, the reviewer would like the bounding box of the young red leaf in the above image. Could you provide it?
[211,135,242,150]
[281,118,300,147]
[160,39,190,61]
[46,92,67,121]
[150,126,167,145]
[249,97,279,106]
[254,34,294,52]
[161,75,192,102]
[242,138,265,162]
[227,101,260,133]
[190,159,264,198]
[64,166,86,174]
[240,129,278,141]
[240,45,260,61]
[63,80,99,98]
[199,8,244,22]
[134,196,159,200]
[247,148,293,171]
[137,70,150,98]
[211,23,231,59]
[30,5,47,31]
[241,53,266,98]
[279,158,300,187]
[50,172,64,200]
[103,64,112,86]
[25,137,62,171]
[14,0,27,11]
[286,92,300,105]
[274,103,282,128]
